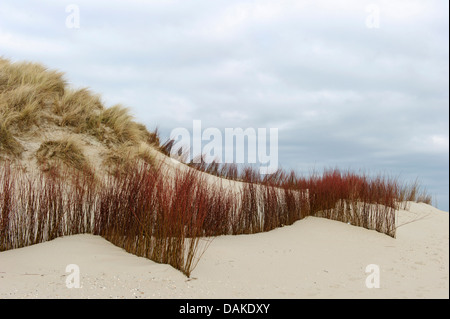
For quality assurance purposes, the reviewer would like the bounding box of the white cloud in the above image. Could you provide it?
[431,135,450,153]
[220,111,249,121]
[0,30,67,55]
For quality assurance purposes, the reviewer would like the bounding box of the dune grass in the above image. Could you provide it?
[102,141,156,175]
[56,88,104,136]
[0,59,65,97]
[0,119,24,157]
[35,136,93,176]
[0,161,212,277]
[398,178,433,208]
[0,159,410,277]
[0,58,65,134]
[0,58,160,168]
[0,162,97,250]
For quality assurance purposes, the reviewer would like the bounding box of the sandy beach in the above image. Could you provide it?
[0,201,447,299]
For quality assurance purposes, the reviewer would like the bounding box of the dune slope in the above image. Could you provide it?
[0,202,447,299]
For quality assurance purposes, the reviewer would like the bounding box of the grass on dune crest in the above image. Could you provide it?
[102,141,156,175]
[101,104,149,144]
[0,58,66,97]
[56,88,104,135]
[398,178,433,208]
[0,57,159,173]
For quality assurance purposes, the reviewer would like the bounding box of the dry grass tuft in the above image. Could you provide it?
[0,85,44,130]
[0,59,66,97]
[0,120,24,157]
[102,142,156,175]
[398,178,433,207]
[35,136,91,174]
[136,123,160,146]
[101,104,147,144]
[56,88,104,136]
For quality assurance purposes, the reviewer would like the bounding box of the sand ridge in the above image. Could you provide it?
[0,201,447,299]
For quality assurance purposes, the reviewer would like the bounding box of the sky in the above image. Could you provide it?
[0,0,448,210]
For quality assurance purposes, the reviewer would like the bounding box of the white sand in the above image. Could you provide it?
[0,201,447,299]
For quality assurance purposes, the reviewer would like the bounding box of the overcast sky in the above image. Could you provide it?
[1,0,448,210]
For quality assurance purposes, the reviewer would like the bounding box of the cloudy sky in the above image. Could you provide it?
[1,0,448,210]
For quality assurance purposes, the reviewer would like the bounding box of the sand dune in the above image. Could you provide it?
[0,201,447,299]
[1,59,447,299]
